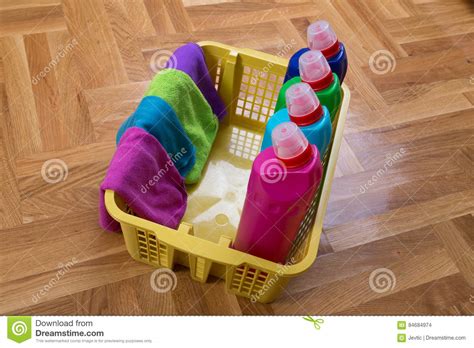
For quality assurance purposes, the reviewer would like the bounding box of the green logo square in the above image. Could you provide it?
[7,316,32,343]
[397,333,406,343]
[397,321,406,330]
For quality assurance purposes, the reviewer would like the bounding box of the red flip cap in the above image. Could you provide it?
[299,50,334,92]
[271,122,314,168]
[321,39,340,59]
[280,142,313,168]
[285,82,324,126]
[307,20,340,59]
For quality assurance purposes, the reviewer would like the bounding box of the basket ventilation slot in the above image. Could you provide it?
[229,127,261,160]
[231,264,269,297]
[195,257,206,279]
[236,66,284,124]
[136,229,167,266]
[214,58,222,89]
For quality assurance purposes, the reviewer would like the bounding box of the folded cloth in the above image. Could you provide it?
[99,127,187,232]
[165,43,226,120]
[145,69,219,184]
[116,96,196,178]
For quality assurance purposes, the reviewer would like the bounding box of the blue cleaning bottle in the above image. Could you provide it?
[261,82,332,158]
[285,20,348,84]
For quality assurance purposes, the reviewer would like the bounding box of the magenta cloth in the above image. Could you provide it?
[165,42,227,120]
[99,127,187,232]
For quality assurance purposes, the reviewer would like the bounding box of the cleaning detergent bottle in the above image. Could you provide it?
[233,122,323,263]
[261,82,332,158]
[275,50,342,122]
[284,20,348,84]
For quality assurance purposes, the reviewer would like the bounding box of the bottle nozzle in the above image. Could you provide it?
[298,50,333,91]
[307,20,340,58]
[285,82,323,126]
[271,122,313,168]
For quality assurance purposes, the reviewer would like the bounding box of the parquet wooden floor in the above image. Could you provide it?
[0,0,473,315]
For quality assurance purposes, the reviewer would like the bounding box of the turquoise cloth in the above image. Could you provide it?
[116,96,196,178]
[145,69,219,184]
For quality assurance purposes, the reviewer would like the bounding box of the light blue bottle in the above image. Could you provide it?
[261,82,332,158]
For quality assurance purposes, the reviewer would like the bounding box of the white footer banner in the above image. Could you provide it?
[1,316,472,347]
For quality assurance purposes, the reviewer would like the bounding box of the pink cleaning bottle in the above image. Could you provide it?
[233,122,323,263]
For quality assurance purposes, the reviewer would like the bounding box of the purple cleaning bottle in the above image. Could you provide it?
[233,122,323,263]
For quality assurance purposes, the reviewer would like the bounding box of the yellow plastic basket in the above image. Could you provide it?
[104,41,350,303]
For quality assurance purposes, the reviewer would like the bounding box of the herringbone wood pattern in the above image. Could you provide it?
[0,0,473,315]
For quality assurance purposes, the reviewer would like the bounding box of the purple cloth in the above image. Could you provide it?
[99,127,187,232]
[165,43,227,120]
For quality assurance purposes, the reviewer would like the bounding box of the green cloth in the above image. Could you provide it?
[145,69,218,184]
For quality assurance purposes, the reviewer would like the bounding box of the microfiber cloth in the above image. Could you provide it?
[99,127,187,232]
[165,43,226,120]
[116,96,196,178]
[145,69,219,184]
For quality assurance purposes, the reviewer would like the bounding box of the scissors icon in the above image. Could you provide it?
[303,316,324,330]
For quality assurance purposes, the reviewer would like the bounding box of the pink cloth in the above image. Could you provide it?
[99,127,187,232]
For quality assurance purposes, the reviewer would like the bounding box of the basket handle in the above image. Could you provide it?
[103,189,281,270]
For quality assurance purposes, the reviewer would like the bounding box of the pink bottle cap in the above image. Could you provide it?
[307,20,340,58]
[299,50,334,91]
[271,122,313,168]
[286,82,323,126]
